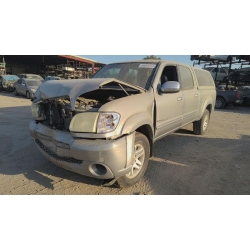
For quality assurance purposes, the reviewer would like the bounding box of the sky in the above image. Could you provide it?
[80,55,247,69]
[80,55,193,65]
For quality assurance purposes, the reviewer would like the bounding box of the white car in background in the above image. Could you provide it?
[14,78,42,99]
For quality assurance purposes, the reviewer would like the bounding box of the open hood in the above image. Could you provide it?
[34,78,145,110]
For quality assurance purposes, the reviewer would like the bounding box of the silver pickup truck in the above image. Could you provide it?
[29,60,216,188]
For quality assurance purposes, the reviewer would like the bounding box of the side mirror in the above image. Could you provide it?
[160,81,181,94]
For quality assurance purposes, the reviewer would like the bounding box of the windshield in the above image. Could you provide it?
[26,80,42,87]
[2,75,19,81]
[92,62,158,89]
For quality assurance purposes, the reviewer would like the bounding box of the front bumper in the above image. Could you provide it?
[29,121,135,179]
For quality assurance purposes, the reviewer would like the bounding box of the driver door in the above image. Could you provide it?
[19,79,27,95]
[15,79,22,94]
[154,65,184,139]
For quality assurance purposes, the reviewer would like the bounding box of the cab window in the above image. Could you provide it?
[178,66,194,90]
[160,66,178,84]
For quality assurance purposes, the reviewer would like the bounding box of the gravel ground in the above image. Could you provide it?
[0,92,250,195]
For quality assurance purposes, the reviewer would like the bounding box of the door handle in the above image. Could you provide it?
[177,97,183,101]
[195,94,198,97]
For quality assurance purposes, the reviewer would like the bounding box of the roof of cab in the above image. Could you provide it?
[109,60,195,68]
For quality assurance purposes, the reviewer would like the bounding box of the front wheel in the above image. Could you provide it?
[117,132,150,188]
[193,110,210,135]
[215,97,226,109]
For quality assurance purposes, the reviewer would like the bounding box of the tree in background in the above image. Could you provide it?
[143,55,161,60]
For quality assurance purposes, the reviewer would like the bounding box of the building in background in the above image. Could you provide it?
[1,55,106,79]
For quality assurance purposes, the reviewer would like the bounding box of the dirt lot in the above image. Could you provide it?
[0,92,250,195]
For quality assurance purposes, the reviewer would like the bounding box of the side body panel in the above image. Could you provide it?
[177,66,200,126]
[152,62,184,139]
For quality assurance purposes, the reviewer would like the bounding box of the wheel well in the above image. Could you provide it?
[136,125,153,157]
[243,97,249,104]
[206,104,212,114]
[216,95,226,101]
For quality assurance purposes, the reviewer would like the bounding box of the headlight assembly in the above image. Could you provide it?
[69,113,99,133]
[69,112,120,134]
[97,113,120,133]
[31,103,42,119]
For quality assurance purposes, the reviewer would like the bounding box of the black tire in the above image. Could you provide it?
[243,98,249,106]
[117,132,150,188]
[193,109,210,135]
[14,88,19,96]
[215,97,226,109]
[26,91,30,99]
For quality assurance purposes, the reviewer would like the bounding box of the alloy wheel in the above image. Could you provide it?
[126,143,145,179]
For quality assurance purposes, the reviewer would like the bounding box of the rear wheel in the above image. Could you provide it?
[117,132,150,188]
[193,110,210,135]
[26,91,30,99]
[215,97,226,109]
[243,98,249,106]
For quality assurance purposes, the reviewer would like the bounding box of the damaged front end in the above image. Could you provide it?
[2,79,16,91]
[32,78,144,136]
[31,96,103,132]
[29,78,142,179]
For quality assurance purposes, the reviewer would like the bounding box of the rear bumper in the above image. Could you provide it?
[235,100,243,104]
[29,120,135,179]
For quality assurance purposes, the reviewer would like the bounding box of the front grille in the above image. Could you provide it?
[36,132,70,149]
[35,139,83,164]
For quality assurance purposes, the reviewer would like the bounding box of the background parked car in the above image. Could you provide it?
[237,86,250,106]
[215,89,242,109]
[215,83,225,90]
[0,75,19,92]
[223,68,250,85]
[14,78,42,99]
[44,76,63,81]
[203,67,228,82]
[17,73,44,81]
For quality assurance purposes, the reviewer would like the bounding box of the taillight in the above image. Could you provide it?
[236,92,240,99]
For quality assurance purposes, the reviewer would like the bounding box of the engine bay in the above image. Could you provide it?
[34,88,133,131]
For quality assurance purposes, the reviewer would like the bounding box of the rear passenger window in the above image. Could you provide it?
[178,66,194,90]
[194,69,215,86]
